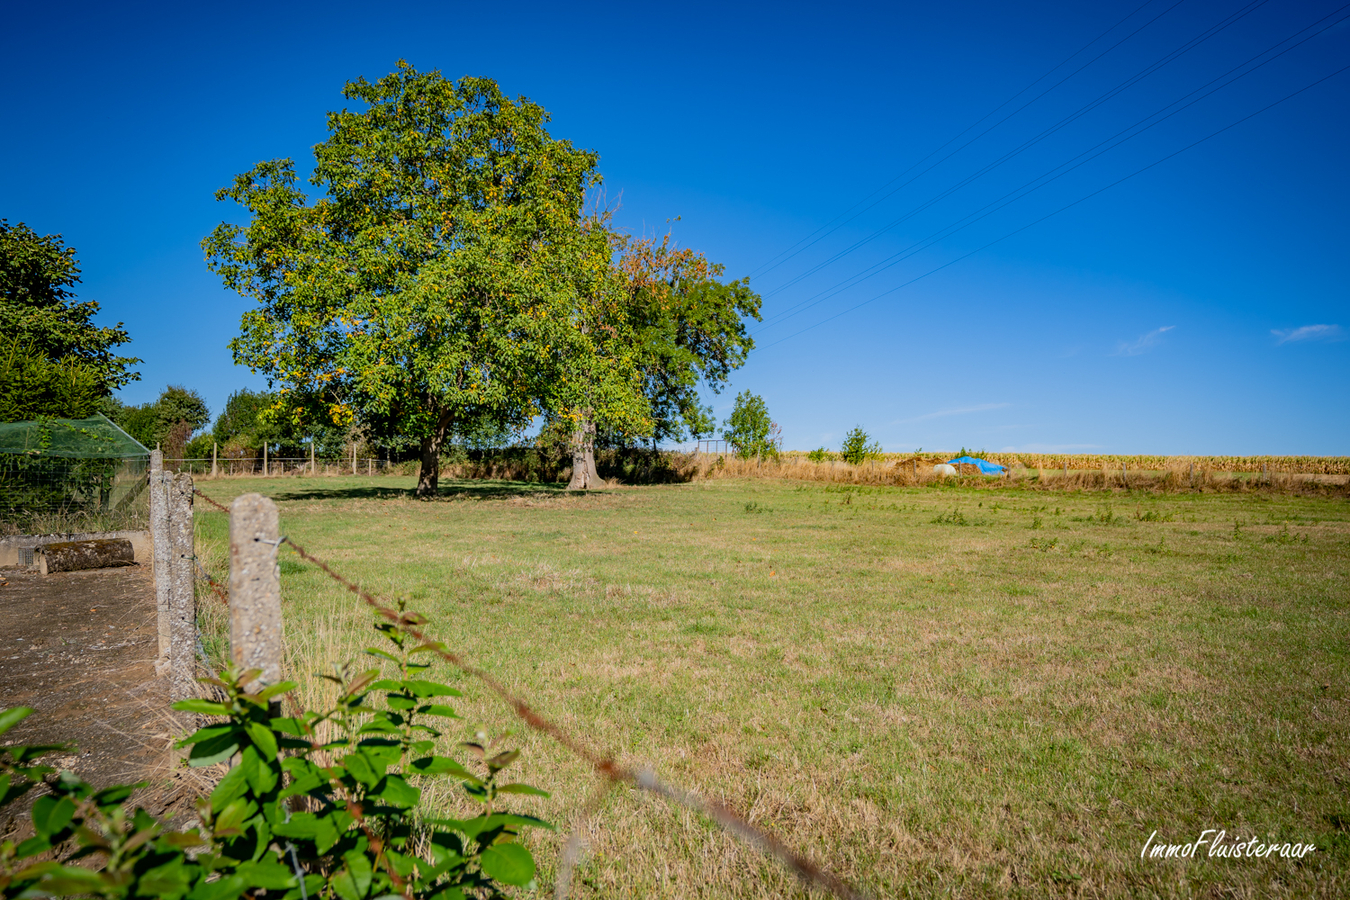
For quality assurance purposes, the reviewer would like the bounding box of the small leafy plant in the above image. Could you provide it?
[0,609,548,899]
[806,447,830,463]
[839,427,882,466]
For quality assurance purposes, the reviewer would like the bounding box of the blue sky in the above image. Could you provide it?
[3,1,1346,454]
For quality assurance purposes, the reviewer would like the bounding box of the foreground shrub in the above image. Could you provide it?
[0,613,546,899]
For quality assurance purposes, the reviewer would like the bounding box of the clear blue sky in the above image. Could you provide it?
[3,1,1346,454]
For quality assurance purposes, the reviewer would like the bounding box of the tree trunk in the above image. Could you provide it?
[566,413,606,491]
[39,539,135,575]
[417,429,445,498]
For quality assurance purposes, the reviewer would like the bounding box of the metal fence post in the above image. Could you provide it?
[229,493,283,693]
[168,473,196,700]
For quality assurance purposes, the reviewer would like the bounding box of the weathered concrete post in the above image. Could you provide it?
[228,493,283,693]
[150,452,171,675]
[168,473,196,700]
[211,442,218,478]
[263,443,269,477]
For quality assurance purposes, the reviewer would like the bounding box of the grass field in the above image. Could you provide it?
[190,475,1350,898]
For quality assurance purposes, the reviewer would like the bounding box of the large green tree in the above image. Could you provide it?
[0,220,141,417]
[616,231,759,445]
[105,385,210,455]
[205,62,634,496]
[551,228,760,489]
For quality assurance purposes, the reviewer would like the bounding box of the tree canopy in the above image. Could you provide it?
[613,230,759,445]
[0,342,105,421]
[205,62,640,495]
[105,386,210,457]
[0,220,141,397]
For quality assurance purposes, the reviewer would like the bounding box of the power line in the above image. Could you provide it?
[753,62,1350,353]
[754,3,1350,334]
[758,0,1273,303]
[745,0,1175,281]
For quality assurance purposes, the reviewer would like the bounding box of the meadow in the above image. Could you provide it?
[191,475,1349,898]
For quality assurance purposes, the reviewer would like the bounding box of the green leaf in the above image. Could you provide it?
[234,857,297,890]
[371,774,420,807]
[31,794,76,838]
[365,649,401,663]
[245,721,279,760]
[28,863,107,893]
[410,757,479,783]
[331,849,373,900]
[342,750,383,788]
[91,783,139,808]
[479,843,536,886]
[255,680,298,701]
[178,723,236,746]
[403,680,461,698]
[186,728,239,767]
[172,699,232,716]
[0,706,33,735]
[496,783,550,798]
[210,763,250,810]
[185,872,248,900]
[16,834,52,857]
[418,704,459,719]
[238,744,277,795]
[213,796,252,835]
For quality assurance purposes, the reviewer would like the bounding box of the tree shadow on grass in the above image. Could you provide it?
[259,479,573,504]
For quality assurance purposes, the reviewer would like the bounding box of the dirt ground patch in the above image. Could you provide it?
[0,563,194,835]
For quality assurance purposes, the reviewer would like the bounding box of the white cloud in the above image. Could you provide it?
[892,402,1011,425]
[1113,325,1175,357]
[1272,324,1343,344]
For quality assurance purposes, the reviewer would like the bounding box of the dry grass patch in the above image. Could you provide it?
[186,475,1350,898]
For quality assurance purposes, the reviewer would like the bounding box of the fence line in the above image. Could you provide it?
[167,456,395,477]
[192,486,869,900]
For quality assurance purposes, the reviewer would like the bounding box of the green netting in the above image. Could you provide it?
[0,414,149,534]
[0,413,149,458]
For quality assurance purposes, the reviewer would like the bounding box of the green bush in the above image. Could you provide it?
[806,447,831,463]
[722,391,778,460]
[839,426,882,465]
[0,612,546,899]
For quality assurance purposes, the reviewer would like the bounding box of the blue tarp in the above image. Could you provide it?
[946,455,1007,475]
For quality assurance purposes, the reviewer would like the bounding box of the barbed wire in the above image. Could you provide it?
[191,486,869,900]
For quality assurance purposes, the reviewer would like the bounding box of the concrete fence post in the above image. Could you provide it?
[229,493,283,693]
[263,443,269,477]
[149,452,172,675]
[168,473,196,700]
[212,442,218,478]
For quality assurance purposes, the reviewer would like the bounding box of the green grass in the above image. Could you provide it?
[191,475,1350,898]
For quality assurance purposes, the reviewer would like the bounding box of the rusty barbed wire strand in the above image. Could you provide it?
[189,556,230,606]
[193,487,869,900]
[193,488,230,513]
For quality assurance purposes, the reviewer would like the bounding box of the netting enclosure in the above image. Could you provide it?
[0,414,150,535]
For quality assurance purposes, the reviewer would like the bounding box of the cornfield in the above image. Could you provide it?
[780,451,1350,476]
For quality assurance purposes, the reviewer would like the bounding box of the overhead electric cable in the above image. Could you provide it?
[746,0,1177,281]
[753,62,1350,352]
[761,0,1271,301]
[754,3,1350,333]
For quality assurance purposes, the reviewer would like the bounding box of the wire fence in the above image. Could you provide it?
[168,457,397,477]
[1,454,149,535]
[190,485,869,900]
